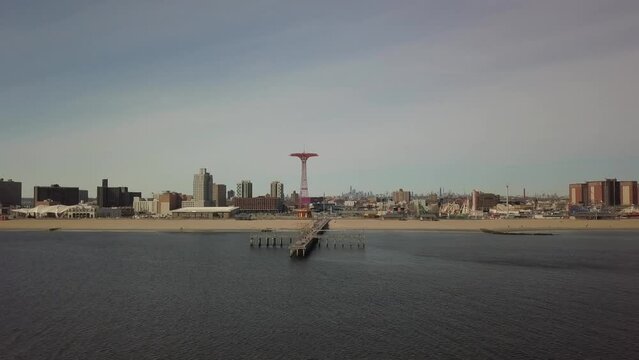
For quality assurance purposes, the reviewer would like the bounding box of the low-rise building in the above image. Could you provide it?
[233,196,284,213]
[181,200,196,208]
[171,206,239,219]
[11,204,96,218]
[96,207,134,218]
[133,197,159,215]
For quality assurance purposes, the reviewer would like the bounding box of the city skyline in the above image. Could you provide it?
[1,1,638,196]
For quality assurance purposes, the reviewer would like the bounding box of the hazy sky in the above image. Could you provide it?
[2,0,638,197]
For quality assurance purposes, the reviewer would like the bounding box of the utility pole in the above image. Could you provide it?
[506,184,510,218]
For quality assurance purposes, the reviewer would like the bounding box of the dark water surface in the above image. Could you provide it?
[1,231,638,359]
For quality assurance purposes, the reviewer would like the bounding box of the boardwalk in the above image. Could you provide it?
[289,218,331,257]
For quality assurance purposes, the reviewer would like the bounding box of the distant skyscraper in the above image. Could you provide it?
[227,190,235,200]
[212,184,227,207]
[270,181,284,200]
[236,180,253,198]
[193,168,213,206]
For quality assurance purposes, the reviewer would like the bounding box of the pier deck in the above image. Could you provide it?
[289,218,331,257]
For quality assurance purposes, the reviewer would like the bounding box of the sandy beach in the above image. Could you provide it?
[1,218,639,232]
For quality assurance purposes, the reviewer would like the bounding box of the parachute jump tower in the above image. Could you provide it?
[290,151,318,218]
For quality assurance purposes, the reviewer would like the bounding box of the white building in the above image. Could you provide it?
[11,204,96,218]
[133,197,159,215]
[171,206,239,219]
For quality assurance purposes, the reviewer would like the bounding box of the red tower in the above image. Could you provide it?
[290,151,318,208]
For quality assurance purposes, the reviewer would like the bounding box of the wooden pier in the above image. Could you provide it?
[248,218,365,257]
[249,232,294,248]
[289,218,331,257]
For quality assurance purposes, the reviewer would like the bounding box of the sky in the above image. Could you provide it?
[1,0,638,198]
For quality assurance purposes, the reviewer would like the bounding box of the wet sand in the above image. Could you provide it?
[1,218,639,232]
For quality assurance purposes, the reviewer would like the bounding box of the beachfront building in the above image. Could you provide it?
[133,197,159,215]
[570,179,636,207]
[34,184,80,206]
[11,204,96,218]
[171,206,239,219]
[96,207,134,218]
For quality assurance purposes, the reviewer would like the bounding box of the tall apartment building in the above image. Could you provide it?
[570,178,633,206]
[0,178,22,208]
[193,168,213,207]
[270,181,284,200]
[97,179,141,208]
[79,190,89,203]
[212,184,227,207]
[34,184,80,205]
[236,180,252,198]
[620,181,638,206]
[569,183,588,205]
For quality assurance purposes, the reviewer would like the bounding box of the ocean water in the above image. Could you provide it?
[1,230,638,359]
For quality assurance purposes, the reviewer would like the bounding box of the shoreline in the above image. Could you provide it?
[1,218,639,233]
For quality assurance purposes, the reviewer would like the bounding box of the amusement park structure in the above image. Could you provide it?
[290,151,318,216]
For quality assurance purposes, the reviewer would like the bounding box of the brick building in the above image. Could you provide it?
[233,196,284,213]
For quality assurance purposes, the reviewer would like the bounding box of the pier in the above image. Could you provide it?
[248,218,365,257]
[289,218,331,257]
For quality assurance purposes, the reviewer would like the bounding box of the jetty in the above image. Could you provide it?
[480,228,553,236]
[289,218,331,257]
